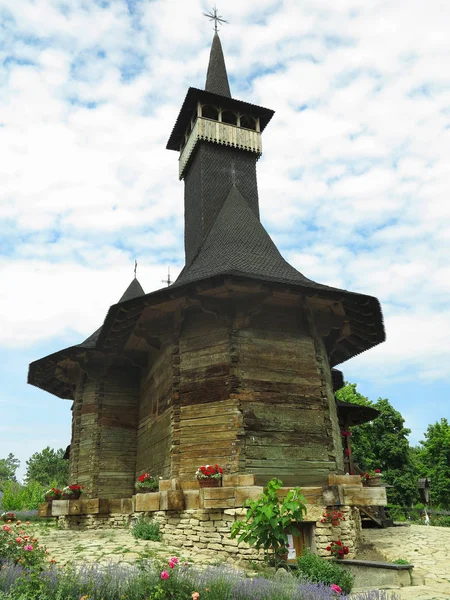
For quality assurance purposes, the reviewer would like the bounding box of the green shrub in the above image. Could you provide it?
[386,504,408,522]
[131,515,161,541]
[392,558,410,565]
[296,550,354,594]
[1,481,45,511]
[230,478,307,567]
[429,515,450,527]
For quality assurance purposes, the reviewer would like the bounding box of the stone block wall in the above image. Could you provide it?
[313,506,361,558]
[56,504,362,564]
[151,508,263,562]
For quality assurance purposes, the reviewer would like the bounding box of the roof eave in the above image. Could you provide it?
[96,272,385,364]
[166,88,275,151]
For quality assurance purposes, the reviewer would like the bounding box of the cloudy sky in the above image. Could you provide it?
[1,0,449,480]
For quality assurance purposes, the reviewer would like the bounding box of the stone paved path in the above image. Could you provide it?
[363,524,450,599]
[35,525,237,569]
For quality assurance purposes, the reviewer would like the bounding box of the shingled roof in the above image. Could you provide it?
[175,185,328,288]
[205,33,231,97]
[77,278,144,349]
[171,185,385,365]
[27,278,145,399]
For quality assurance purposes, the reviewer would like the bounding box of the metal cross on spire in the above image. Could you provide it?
[134,259,138,279]
[162,267,172,287]
[203,6,228,33]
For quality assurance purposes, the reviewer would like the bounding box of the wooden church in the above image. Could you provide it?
[28,32,385,500]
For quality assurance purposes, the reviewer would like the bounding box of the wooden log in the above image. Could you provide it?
[135,492,160,512]
[203,497,236,509]
[238,474,255,486]
[329,474,362,487]
[160,490,185,511]
[51,500,69,516]
[68,500,83,515]
[38,502,52,517]
[180,480,201,490]
[184,490,201,510]
[341,486,387,506]
[235,486,264,507]
[202,487,235,501]
[223,474,239,487]
[322,486,340,506]
[79,499,109,515]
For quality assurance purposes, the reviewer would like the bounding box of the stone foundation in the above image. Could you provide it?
[45,475,381,564]
[57,504,362,563]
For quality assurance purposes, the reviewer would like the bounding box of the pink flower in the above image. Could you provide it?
[2,526,11,532]
[16,537,22,544]
[169,556,179,564]
[160,570,169,580]
[192,593,200,600]
[24,544,33,551]
[331,583,342,594]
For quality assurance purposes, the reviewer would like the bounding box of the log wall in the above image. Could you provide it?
[233,303,343,486]
[136,342,174,479]
[177,309,241,479]
[69,367,140,499]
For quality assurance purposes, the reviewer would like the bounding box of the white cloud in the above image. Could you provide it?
[0,0,449,393]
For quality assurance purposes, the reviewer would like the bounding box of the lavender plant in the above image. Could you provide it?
[0,558,402,600]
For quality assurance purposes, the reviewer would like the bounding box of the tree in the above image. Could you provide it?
[24,447,68,488]
[336,383,419,506]
[418,419,450,509]
[0,453,20,487]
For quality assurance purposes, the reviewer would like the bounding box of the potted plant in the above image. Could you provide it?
[1,512,15,522]
[321,508,346,527]
[135,472,159,493]
[44,487,62,502]
[361,469,382,487]
[195,464,223,488]
[62,484,84,499]
[327,540,349,559]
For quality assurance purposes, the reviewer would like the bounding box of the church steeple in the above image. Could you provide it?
[205,33,231,97]
[166,32,274,265]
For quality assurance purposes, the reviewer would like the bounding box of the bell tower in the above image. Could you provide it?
[167,33,274,265]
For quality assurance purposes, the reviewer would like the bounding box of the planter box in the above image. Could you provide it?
[135,492,160,512]
[337,560,413,589]
[341,486,387,506]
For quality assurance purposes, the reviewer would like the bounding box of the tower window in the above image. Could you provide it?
[201,105,219,121]
[240,114,257,131]
[221,110,238,125]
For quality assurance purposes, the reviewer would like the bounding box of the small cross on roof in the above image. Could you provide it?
[203,6,228,33]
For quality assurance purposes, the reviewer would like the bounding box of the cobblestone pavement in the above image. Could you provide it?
[32,522,450,599]
[363,524,450,599]
[34,524,238,569]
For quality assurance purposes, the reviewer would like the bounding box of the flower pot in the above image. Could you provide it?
[136,487,157,494]
[198,478,222,488]
[331,518,340,527]
[366,476,382,487]
[63,491,81,500]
